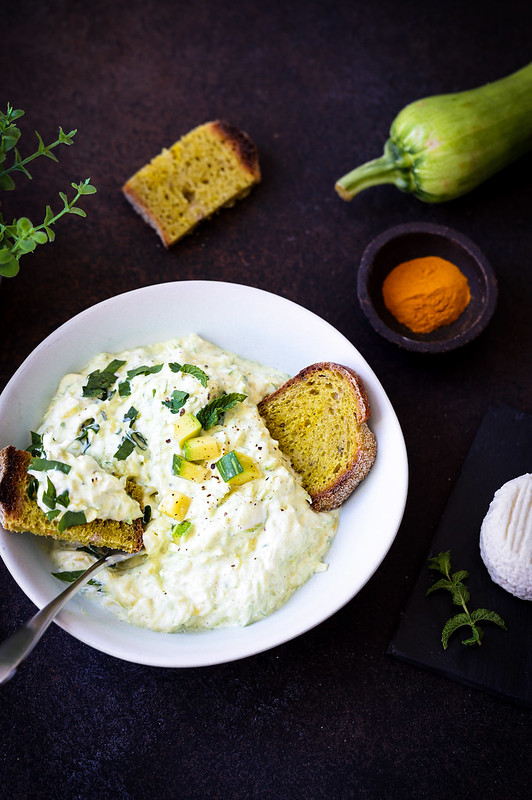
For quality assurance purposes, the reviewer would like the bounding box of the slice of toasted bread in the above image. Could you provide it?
[0,446,144,553]
[258,363,377,511]
[122,120,261,247]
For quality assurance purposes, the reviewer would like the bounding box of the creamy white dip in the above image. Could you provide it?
[35,335,339,631]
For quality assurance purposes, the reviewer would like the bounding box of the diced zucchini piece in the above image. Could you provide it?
[160,490,191,521]
[183,435,221,461]
[173,413,202,446]
[172,454,210,483]
[172,520,192,540]
[216,451,261,486]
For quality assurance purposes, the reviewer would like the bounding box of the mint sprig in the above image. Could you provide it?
[426,551,507,649]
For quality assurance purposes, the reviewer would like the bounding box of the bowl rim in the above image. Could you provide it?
[357,222,498,353]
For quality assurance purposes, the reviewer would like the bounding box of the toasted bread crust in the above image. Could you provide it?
[210,120,261,179]
[0,446,144,553]
[258,363,377,511]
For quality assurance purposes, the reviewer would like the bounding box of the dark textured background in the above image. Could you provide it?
[1,1,531,798]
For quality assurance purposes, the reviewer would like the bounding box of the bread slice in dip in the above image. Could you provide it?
[258,363,377,511]
[0,446,144,553]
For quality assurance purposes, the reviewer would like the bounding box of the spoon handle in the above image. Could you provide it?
[0,553,123,685]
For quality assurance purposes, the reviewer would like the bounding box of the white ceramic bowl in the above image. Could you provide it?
[0,281,408,668]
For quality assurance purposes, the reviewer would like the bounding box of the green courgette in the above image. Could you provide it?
[335,62,532,203]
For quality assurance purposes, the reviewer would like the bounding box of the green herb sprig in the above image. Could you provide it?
[426,551,507,649]
[0,103,96,277]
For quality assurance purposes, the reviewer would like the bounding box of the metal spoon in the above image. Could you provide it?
[0,550,135,685]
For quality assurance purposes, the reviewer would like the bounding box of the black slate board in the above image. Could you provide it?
[388,404,532,707]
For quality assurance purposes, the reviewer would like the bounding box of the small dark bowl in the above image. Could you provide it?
[358,222,498,353]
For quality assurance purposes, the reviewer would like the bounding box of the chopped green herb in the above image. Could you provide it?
[169,362,209,387]
[126,364,163,380]
[162,389,189,414]
[27,431,44,457]
[52,569,99,585]
[118,381,131,397]
[172,520,192,539]
[114,429,148,460]
[75,418,100,452]
[56,490,70,508]
[123,406,139,425]
[42,476,57,508]
[114,436,135,461]
[142,505,152,524]
[27,475,38,501]
[216,451,244,482]
[58,510,87,532]
[197,393,247,430]
[29,457,71,474]
[82,359,125,400]
[46,509,61,521]
[182,364,208,386]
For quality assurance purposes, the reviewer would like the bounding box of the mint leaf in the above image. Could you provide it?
[58,510,87,533]
[52,569,99,585]
[82,359,125,400]
[169,362,209,387]
[29,457,71,474]
[126,364,163,380]
[197,393,247,430]
[162,390,189,414]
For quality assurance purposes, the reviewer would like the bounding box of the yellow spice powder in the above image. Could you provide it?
[382,255,471,334]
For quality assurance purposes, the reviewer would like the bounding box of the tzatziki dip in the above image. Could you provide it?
[34,335,339,632]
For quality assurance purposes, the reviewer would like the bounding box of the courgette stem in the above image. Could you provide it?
[335,153,406,200]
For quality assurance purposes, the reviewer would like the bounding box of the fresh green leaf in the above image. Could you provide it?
[162,389,189,414]
[27,431,44,456]
[123,406,139,425]
[29,457,71,474]
[58,510,87,532]
[126,364,163,380]
[197,393,247,430]
[52,569,99,585]
[470,608,507,629]
[114,436,135,461]
[114,429,148,460]
[169,362,209,387]
[27,475,38,501]
[82,359,126,400]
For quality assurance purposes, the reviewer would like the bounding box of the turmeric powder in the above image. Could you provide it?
[382,255,471,334]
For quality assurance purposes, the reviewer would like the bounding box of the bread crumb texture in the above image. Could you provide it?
[0,446,144,553]
[122,120,260,246]
[480,473,532,600]
[258,363,376,511]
